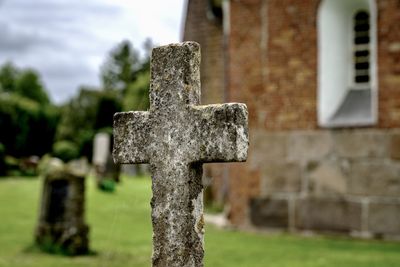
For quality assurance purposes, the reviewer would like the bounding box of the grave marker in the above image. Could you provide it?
[93,132,110,168]
[113,42,248,266]
[93,132,120,186]
[35,159,89,255]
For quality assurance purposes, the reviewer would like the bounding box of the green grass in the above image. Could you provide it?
[1,176,400,267]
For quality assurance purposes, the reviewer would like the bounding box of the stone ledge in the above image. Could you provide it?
[260,161,302,194]
[368,202,400,236]
[295,197,362,233]
[249,197,289,228]
[347,161,400,196]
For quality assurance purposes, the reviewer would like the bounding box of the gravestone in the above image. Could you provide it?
[93,132,120,186]
[35,159,89,255]
[93,133,110,168]
[113,42,249,266]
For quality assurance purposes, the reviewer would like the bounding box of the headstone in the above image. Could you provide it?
[35,158,89,255]
[92,132,120,186]
[93,133,110,167]
[104,153,121,182]
[113,42,249,266]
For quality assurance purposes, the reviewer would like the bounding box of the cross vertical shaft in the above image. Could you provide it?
[113,42,249,267]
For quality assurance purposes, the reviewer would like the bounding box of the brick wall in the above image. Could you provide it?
[183,0,225,105]
[377,0,400,127]
[226,0,400,228]
[183,0,228,208]
[228,0,400,130]
[229,0,319,130]
[183,0,400,234]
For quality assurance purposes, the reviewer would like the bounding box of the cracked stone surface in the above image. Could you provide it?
[113,42,249,267]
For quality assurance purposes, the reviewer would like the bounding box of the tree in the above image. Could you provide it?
[0,63,57,157]
[16,69,50,105]
[121,39,153,111]
[0,143,5,176]
[101,40,141,92]
[55,39,154,160]
[0,94,59,157]
[94,90,122,130]
[0,62,18,93]
[123,70,150,111]
[0,62,50,104]
[101,39,153,111]
[56,87,99,143]
[56,87,122,161]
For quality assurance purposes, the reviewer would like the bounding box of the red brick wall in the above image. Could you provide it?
[184,0,400,227]
[229,0,319,130]
[229,0,400,130]
[226,0,400,225]
[229,0,264,129]
[227,0,265,225]
[183,0,228,209]
[377,0,400,127]
[183,0,225,105]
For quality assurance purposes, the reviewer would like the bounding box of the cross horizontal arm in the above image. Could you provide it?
[113,111,150,164]
[191,103,249,163]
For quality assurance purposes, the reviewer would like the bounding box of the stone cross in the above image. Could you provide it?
[113,42,248,267]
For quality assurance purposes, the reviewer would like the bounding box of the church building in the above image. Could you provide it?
[183,0,400,237]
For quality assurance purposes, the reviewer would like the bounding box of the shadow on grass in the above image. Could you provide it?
[22,243,98,257]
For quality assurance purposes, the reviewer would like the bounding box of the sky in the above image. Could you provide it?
[0,0,186,104]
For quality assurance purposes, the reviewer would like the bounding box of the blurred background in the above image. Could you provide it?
[1,0,400,266]
[0,0,182,169]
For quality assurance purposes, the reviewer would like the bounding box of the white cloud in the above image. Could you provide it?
[0,0,186,104]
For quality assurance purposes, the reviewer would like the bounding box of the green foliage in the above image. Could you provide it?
[52,141,79,163]
[55,39,152,161]
[0,143,5,176]
[37,235,68,255]
[56,88,122,160]
[15,69,50,105]
[4,156,20,176]
[0,94,59,157]
[0,62,50,104]
[101,40,151,111]
[94,90,122,130]
[36,234,91,256]
[101,40,141,91]
[123,70,150,111]
[56,88,98,143]
[0,62,18,93]
[204,202,224,214]
[76,130,96,163]
[0,62,57,159]
[98,178,116,192]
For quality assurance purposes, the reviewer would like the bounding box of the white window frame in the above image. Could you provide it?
[317,0,378,128]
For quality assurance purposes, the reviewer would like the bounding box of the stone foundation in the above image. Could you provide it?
[243,128,400,238]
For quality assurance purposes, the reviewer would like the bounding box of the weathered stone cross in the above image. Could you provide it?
[113,42,248,267]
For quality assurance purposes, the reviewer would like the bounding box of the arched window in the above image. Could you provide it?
[318,0,377,127]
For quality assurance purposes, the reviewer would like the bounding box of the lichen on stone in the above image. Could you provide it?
[113,41,249,267]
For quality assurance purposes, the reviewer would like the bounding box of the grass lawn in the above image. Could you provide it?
[0,176,400,267]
